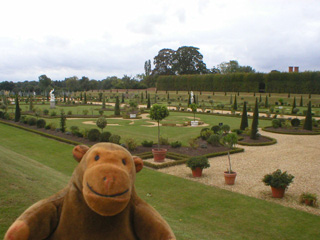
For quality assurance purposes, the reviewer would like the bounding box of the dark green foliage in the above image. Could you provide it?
[150,104,169,149]
[170,141,182,148]
[231,129,243,135]
[70,126,80,135]
[96,117,107,132]
[14,95,21,122]
[207,134,221,146]
[240,101,248,130]
[83,92,87,104]
[272,119,281,128]
[291,97,297,114]
[303,101,313,131]
[121,93,125,103]
[88,129,101,142]
[60,111,66,133]
[265,95,269,108]
[291,118,301,127]
[250,98,259,140]
[141,140,154,147]
[114,96,120,116]
[147,94,151,109]
[0,111,4,119]
[102,97,106,109]
[211,125,221,134]
[300,95,303,107]
[27,117,37,126]
[186,156,210,170]
[262,169,294,189]
[36,119,46,128]
[200,128,213,140]
[100,131,112,142]
[109,134,121,144]
[221,124,230,133]
[124,138,137,151]
[233,95,237,110]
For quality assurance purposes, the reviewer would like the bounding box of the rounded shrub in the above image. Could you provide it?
[109,134,121,144]
[207,134,221,146]
[200,128,213,140]
[231,129,243,135]
[221,124,230,133]
[36,119,46,128]
[88,129,101,142]
[43,109,49,115]
[272,119,281,128]
[70,126,80,135]
[124,138,137,151]
[27,117,37,126]
[170,141,182,148]
[100,131,112,142]
[291,118,301,127]
[141,140,154,147]
[211,125,221,134]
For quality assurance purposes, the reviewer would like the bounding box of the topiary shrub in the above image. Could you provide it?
[124,138,138,151]
[109,134,121,144]
[170,141,182,148]
[27,117,37,126]
[36,119,46,128]
[200,128,213,140]
[44,125,51,130]
[159,136,169,145]
[186,156,210,170]
[221,124,230,133]
[207,134,221,146]
[211,125,221,134]
[291,118,300,127]
[88,129,101,142]
[50,111,57,117]
[0,111,4,119]
[141,140,154,147]
[20,115,27,124]
[272,119,281,128]
[74,131,84,138]
[43,109,49,115]
[231,129,243,135]
[70,126,80,135]
[100,131,112,142]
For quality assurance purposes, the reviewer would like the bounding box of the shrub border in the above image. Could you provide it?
[137,148,244,169]
[237,135,277,146]
[262,126,320,135]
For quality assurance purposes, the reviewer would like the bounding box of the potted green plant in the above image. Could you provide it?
[262,169,294,198]
[222,133,238,185]
[186,156,210,177]
[149,104,169,162]
[299,192,317,207]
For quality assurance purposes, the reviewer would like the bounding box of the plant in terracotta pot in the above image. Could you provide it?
[299,192,318,207]
[149,104,169,162]
[222,132,238,185]
[186,156,210,177]
[262,169,294,198]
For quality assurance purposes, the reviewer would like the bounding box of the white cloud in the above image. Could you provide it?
[1,0,320,81]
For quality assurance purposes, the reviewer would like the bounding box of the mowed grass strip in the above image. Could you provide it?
[0,123,319,239]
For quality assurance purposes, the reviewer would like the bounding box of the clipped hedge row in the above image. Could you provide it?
[237,136,277,146]
[262,126,320,135]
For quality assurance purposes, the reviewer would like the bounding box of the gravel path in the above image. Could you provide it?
[158,130,320,215]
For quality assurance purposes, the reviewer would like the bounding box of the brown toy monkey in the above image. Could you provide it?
[5,143,176,240]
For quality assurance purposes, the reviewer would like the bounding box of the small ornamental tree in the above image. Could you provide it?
[240,101,248,130]
[60,110,66,133]
[190,103,198,121]
[250,98,259,140]
[147,94,151,109]
[150,104,169,150]
[96,117,107,133]
[114,96,120,116]
[291,96,297,114]
[233,95,237,110]
[303,101,312,131]
[14,94,21,122]
[223,133,238,173]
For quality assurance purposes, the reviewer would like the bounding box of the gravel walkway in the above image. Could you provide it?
[158,130,320,215]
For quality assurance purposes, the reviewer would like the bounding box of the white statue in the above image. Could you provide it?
[50,89,55,102]
[190,91,194,103]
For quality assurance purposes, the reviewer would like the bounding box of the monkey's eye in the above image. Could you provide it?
[122,159,126,165]
[94,155,100,161]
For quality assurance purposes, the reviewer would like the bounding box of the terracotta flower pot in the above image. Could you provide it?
[224,171,237,185]
[192,167,203,177]
[271,187,286,198]
[152,148,167,162]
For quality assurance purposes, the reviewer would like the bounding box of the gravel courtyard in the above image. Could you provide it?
[158,130,320,215]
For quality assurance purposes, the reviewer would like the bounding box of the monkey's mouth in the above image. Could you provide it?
[86,183,129,198]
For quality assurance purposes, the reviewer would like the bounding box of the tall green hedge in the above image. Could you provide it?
[156,72,320,94]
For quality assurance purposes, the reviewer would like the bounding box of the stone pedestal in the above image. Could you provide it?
[50,101,55,109]
[191,121,198,126]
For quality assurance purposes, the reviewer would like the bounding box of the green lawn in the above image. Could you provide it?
[0,123,320,239]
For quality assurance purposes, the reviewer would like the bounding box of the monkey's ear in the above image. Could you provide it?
[73,145,90,162]
[133,156,143,173]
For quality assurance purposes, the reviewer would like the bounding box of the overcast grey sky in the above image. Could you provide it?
[1,0,319,82]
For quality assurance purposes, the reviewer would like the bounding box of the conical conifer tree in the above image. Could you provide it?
[147,94,151,109]
[14,94,21,122]
[303,101,312,131]
[250,98,259,140]
[291,97,296,114]
[265,95,269,108]
[233,95,237,110]
[240,101,248,130]
[114,96,120,116]
[300,95,303,107]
